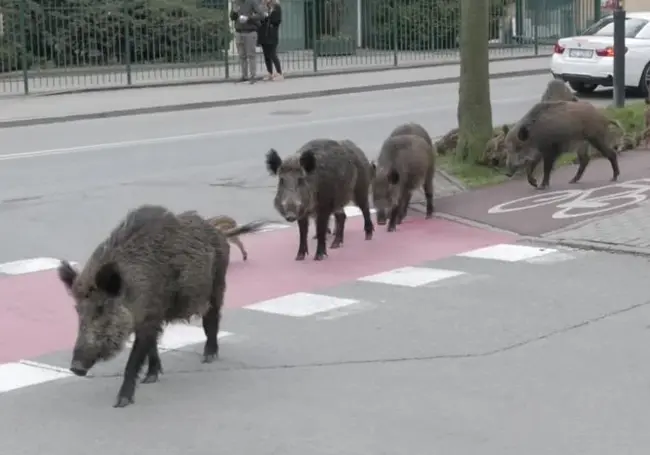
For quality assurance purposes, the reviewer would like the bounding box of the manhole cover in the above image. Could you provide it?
[270,109,311,116]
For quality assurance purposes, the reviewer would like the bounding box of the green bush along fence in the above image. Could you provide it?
[0,0,604,94]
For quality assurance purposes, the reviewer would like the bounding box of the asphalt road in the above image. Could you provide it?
[2,241,649,454]
[2,76,647,454]
[0,73,613,264]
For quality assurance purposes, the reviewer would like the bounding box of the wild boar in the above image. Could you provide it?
[266,138,374,261]
[371,133,435,231]
[504,100,622,190]
[373,122,435,225]
[58,204,267,408]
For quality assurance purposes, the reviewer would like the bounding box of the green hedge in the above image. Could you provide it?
[362,0,512,51]
[0,0,232,73]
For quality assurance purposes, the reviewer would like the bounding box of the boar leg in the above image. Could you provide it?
[569,143,590,184]
[538,143,561,190]
[590,138,620,182]
[202,285,224,363]
[388,190,409,232]
[398,193,411,224]
[423,173,435,219]
[115,334,156,408]
[313,211,330,260]
[353,195,374,241]
[312,218,331,239]
[525,153,542,188]
[296,217,309,260]
[141,344,163,384]
[376,209,387,226]
[230,236,248,261]
[330,210,346,249]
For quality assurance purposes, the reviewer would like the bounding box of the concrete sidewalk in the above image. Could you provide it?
[0,56,551,128]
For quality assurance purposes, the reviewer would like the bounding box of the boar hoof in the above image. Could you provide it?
[610,176,618,182]
[295,251,307,261]
[568,178,579,184]
[141,373,160,384]
[364,231,373,240]
[313,251,327,261]
[536,184,548,191]
[113,395,134,408]
[527,178,538,188]
[330,239,342,249]
[202,353,218,364]
[387,225,396,232]
[425,213,433,219]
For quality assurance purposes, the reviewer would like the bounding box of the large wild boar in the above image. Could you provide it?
[266,139,374,261]
[57,204,267,408]
[504,100,622,190]
[371,132,435,232]
[373,122,434,225]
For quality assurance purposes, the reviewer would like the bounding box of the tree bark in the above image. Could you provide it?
[456,0,494,162]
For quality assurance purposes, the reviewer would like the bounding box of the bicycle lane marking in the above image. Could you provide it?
[488,179,650,219]
[434,151,650,236]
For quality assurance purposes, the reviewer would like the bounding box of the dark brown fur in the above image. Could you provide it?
[266,138,374,261]
[505,100,622,190]
[372,132,435,232]
[57,204,267,408]
[434,128,458,155]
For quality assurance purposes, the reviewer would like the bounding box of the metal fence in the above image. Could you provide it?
[0,0,604,95]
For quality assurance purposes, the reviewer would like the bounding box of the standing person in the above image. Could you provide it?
[230,0,265,83]
[257,0,283,81]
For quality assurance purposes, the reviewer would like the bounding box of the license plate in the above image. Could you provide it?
[568,48,594,58]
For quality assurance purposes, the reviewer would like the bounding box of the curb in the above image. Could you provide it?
[518,236,650,258]
[0,67,550,129]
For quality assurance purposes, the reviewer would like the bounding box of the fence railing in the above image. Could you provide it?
[0,0,603,95]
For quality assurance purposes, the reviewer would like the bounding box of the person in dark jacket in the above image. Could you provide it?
[257,0,283,81]
[230,0,265,83]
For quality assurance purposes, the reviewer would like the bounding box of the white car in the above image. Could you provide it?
[550,11,650,96]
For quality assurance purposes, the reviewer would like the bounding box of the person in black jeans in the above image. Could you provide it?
[257,0,283,81]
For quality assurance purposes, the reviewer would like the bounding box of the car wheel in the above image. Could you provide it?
[568,81,597,94]
[636,61,650,98]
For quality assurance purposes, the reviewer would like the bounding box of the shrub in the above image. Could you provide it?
[362,0,512,51]
[0,0,232,72]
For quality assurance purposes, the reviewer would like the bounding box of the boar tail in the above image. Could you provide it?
[222,219,270,238]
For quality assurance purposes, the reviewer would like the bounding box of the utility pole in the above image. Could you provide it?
[612,0,626,108]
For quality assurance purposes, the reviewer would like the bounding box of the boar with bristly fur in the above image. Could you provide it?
[372,122,435,225]
[434,128,458,155]
[266,138,374,261]
[371,133,435,232]
[57,204,267,408]
[504,100,622,190]
[541,79,579,102]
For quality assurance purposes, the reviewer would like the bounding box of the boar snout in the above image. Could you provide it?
[70,359,89,376]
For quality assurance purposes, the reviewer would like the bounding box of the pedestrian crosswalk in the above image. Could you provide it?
[0,241,584,395]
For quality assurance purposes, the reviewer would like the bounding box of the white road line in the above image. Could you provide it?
[125,324,233,351]
[358,267,465,287]
[0,95,538,163]
[0,257,63,275]
[245,292,360,317]
[457,244,558,262]
[0,361,74,393]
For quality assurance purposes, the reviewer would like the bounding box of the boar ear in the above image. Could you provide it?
[58,260,78,290]
[95,262,122,297]
[265,149,282,175]
[517,125,530,142]
[388,169,400,185]
[299,150,317,174]
[370,161,376,179]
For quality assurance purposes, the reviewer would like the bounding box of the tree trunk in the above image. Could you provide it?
[456,0,494,163]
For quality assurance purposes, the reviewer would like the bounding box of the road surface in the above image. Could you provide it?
[1,74,647,454]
